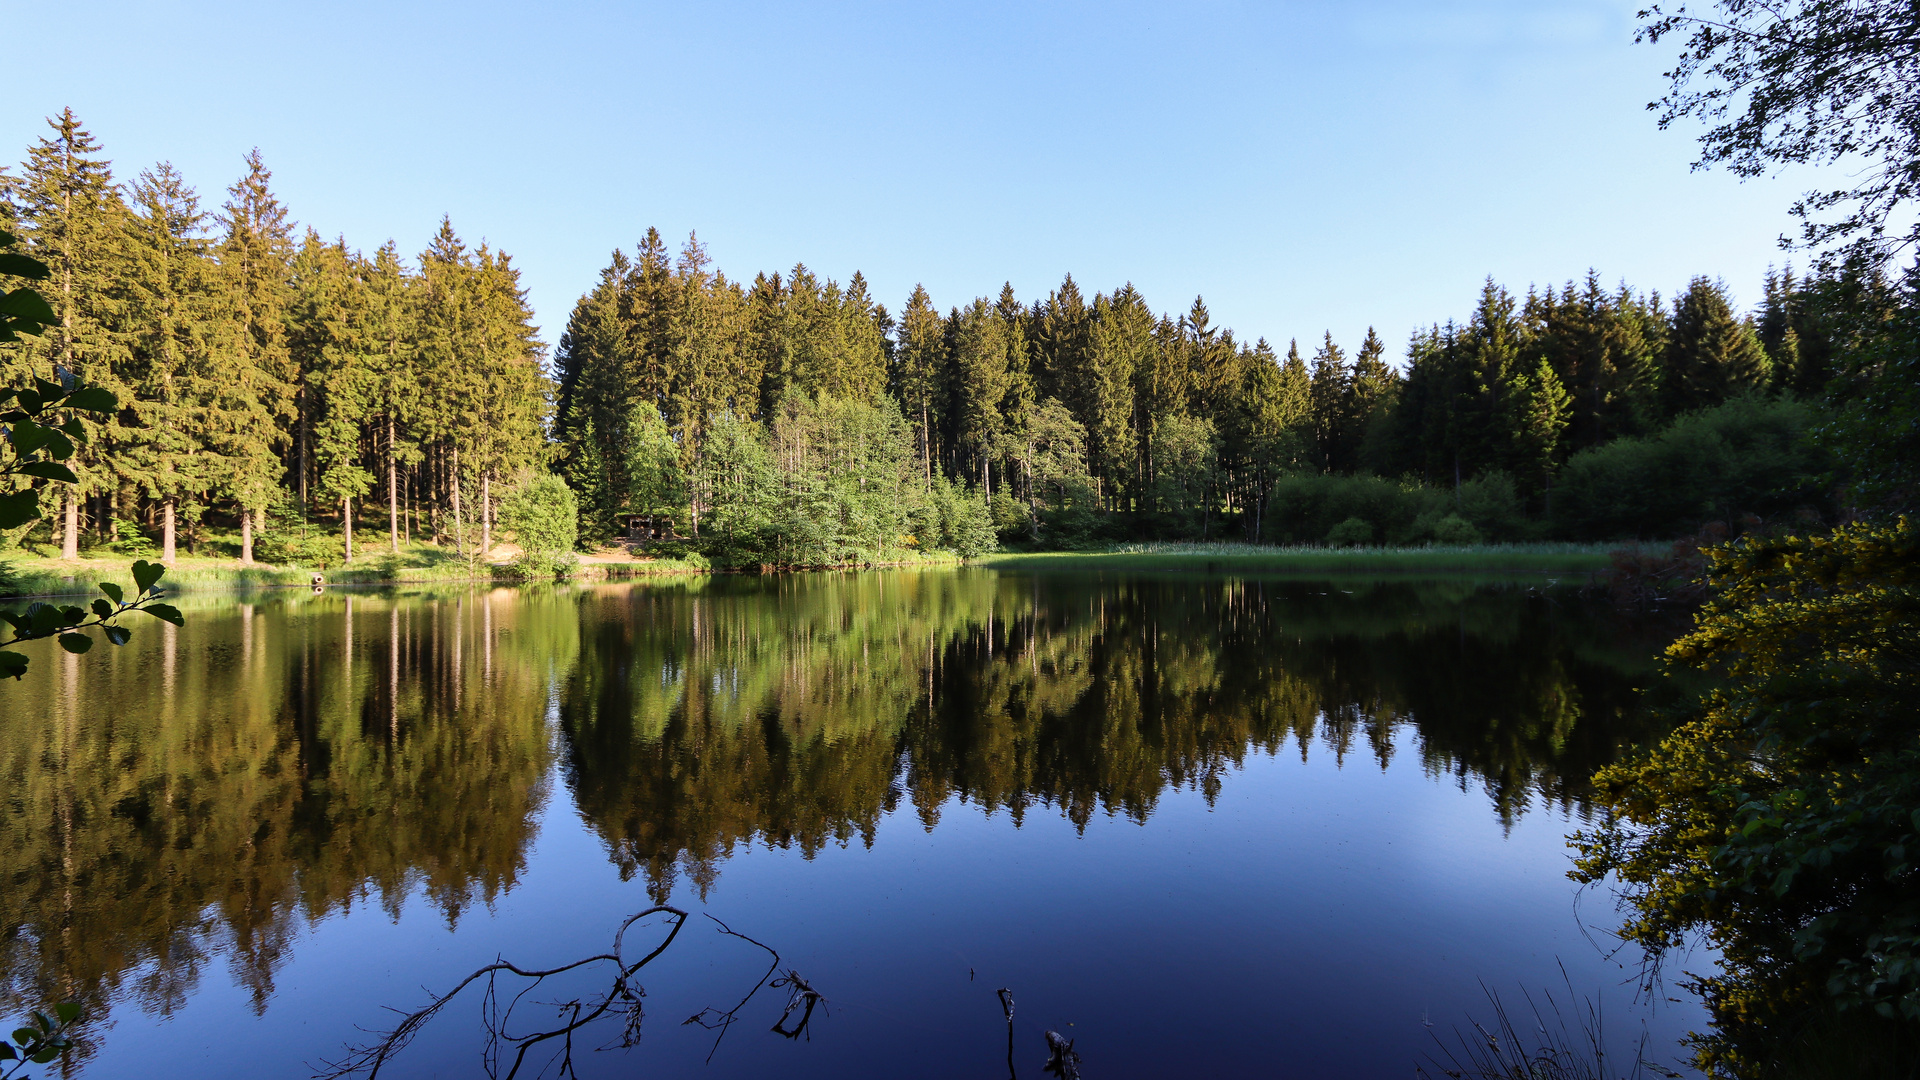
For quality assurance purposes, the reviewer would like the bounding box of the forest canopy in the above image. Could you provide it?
[0,109,1844,569]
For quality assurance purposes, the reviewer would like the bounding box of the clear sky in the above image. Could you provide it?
[8,0,1808,364]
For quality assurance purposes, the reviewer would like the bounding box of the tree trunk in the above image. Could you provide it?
[388,417,400,554]
[451,446,463,556]
[344,496,353,565]
[240,507,254,565]
[481,469,492,561]
[161,497,177,564]
[61,490,78,560]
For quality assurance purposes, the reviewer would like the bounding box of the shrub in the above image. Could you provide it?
[1553,394,1832,540]
[1457,472,1525,539]
[500,475,580,561]
[1429,514,1481,545]
[1265,473,1449,545]
[1325,516,1373,547]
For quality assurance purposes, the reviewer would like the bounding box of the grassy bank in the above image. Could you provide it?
[0,544,712,599]
[975,541,1615,575]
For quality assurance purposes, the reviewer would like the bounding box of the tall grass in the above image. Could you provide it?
[977,541,1612,575]
[0,548,712,599]
[1419,977,1689,1080]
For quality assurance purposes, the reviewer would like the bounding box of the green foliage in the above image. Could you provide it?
[499,475,579,561]
[1639,0,1920,264]
[253,508,344,567]
[1572,519,1920,1072]
[0,560,176,680]
[1457,471,1526,540]
[1552,395,1832,540]
[0,1001,79,1074]
[623,401,683,530]
[1428,514,1482,546]
[1265,473,1451,546]
[1325,516,1372,547]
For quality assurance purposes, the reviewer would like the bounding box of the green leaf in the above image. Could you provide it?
[0,287,56,324]
[33,378,62,403]
[10,1029,34,1046]
[143,603,184,627]
[0,490,40,530]
[98,581,123,603]
[30,1046,58,1064]
[53,1003,79,1024]
[0,252,51,280]
[103,625,131,646]
[8,419,46,457]
[0,1041,14,1059]
[62,386,116,413]
[17,460,78,484]
[40,429,74,461]
[57,633,92,654]
[0,652,25,680]
[131,560,164,594]
[90,598,113,619]
[16,389,42,414]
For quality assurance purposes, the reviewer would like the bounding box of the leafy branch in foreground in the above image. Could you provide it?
[0,559,179,680]
[316,908,825,1080]
[0,1003,81,1078]
[1638,0,1920,264]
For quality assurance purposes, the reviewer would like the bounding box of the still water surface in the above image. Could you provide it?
[0,570,1704,1077]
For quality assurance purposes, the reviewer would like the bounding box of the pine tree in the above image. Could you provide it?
[13,109,129,557]
[118,163,220,562]
[893,284,944,484]
[215,149,296,543]
[1508,357,1571,506]
[1346,326,1399,469]
[1084,286,1152,507]
[1308,332,1352,471]
[1666,277,1771,414]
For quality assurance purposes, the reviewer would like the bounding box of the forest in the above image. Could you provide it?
[0,108,1844,571]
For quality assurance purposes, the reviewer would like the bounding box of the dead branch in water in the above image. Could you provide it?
[313,906,819,1080]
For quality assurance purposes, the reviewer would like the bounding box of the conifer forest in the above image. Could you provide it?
[0,108,1843,569]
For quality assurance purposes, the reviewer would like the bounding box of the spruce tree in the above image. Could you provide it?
[13,109,129,557]
[1666,277,1772,414]
[1308,332,1352,471]
[893,284,945,484]
[215,149,295,540]
[119,163,219,562]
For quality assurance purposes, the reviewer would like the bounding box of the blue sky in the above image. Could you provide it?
[9,0,1805,363]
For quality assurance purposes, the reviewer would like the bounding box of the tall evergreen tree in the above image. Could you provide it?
[13,109,128,558]
[1666,277,1771,414]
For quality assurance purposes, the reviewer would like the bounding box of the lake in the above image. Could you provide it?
[0,569,1706,1078]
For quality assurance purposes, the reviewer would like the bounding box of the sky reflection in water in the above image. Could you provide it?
[0,570,1706,1078]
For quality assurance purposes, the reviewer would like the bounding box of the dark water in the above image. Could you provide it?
[0,570,1705,1078]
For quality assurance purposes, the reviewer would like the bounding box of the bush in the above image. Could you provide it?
[925,477,997,558]
[255,519,343,567]
[500,475,580,560]
[1265,473,1450,545]
[1429,514,1482,545]
[506,550,579,582]
[1553,394,1833,540]
[1325,516,1373,547]
[1458,472,1525,539]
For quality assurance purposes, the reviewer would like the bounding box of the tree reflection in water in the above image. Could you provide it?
[0,571,1672,1066]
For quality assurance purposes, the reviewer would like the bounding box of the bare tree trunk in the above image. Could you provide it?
[388,417,400,555]
[451,447,464,556]
[161,497,176,564]
[481,469,492,561]
[61,490,78,560]
[344,496,354,565]
[241,507,255,565]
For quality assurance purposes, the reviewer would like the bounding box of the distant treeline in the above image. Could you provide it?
[0,110,548,562]
[556,227,1843,559]
[0,109,1846,569]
